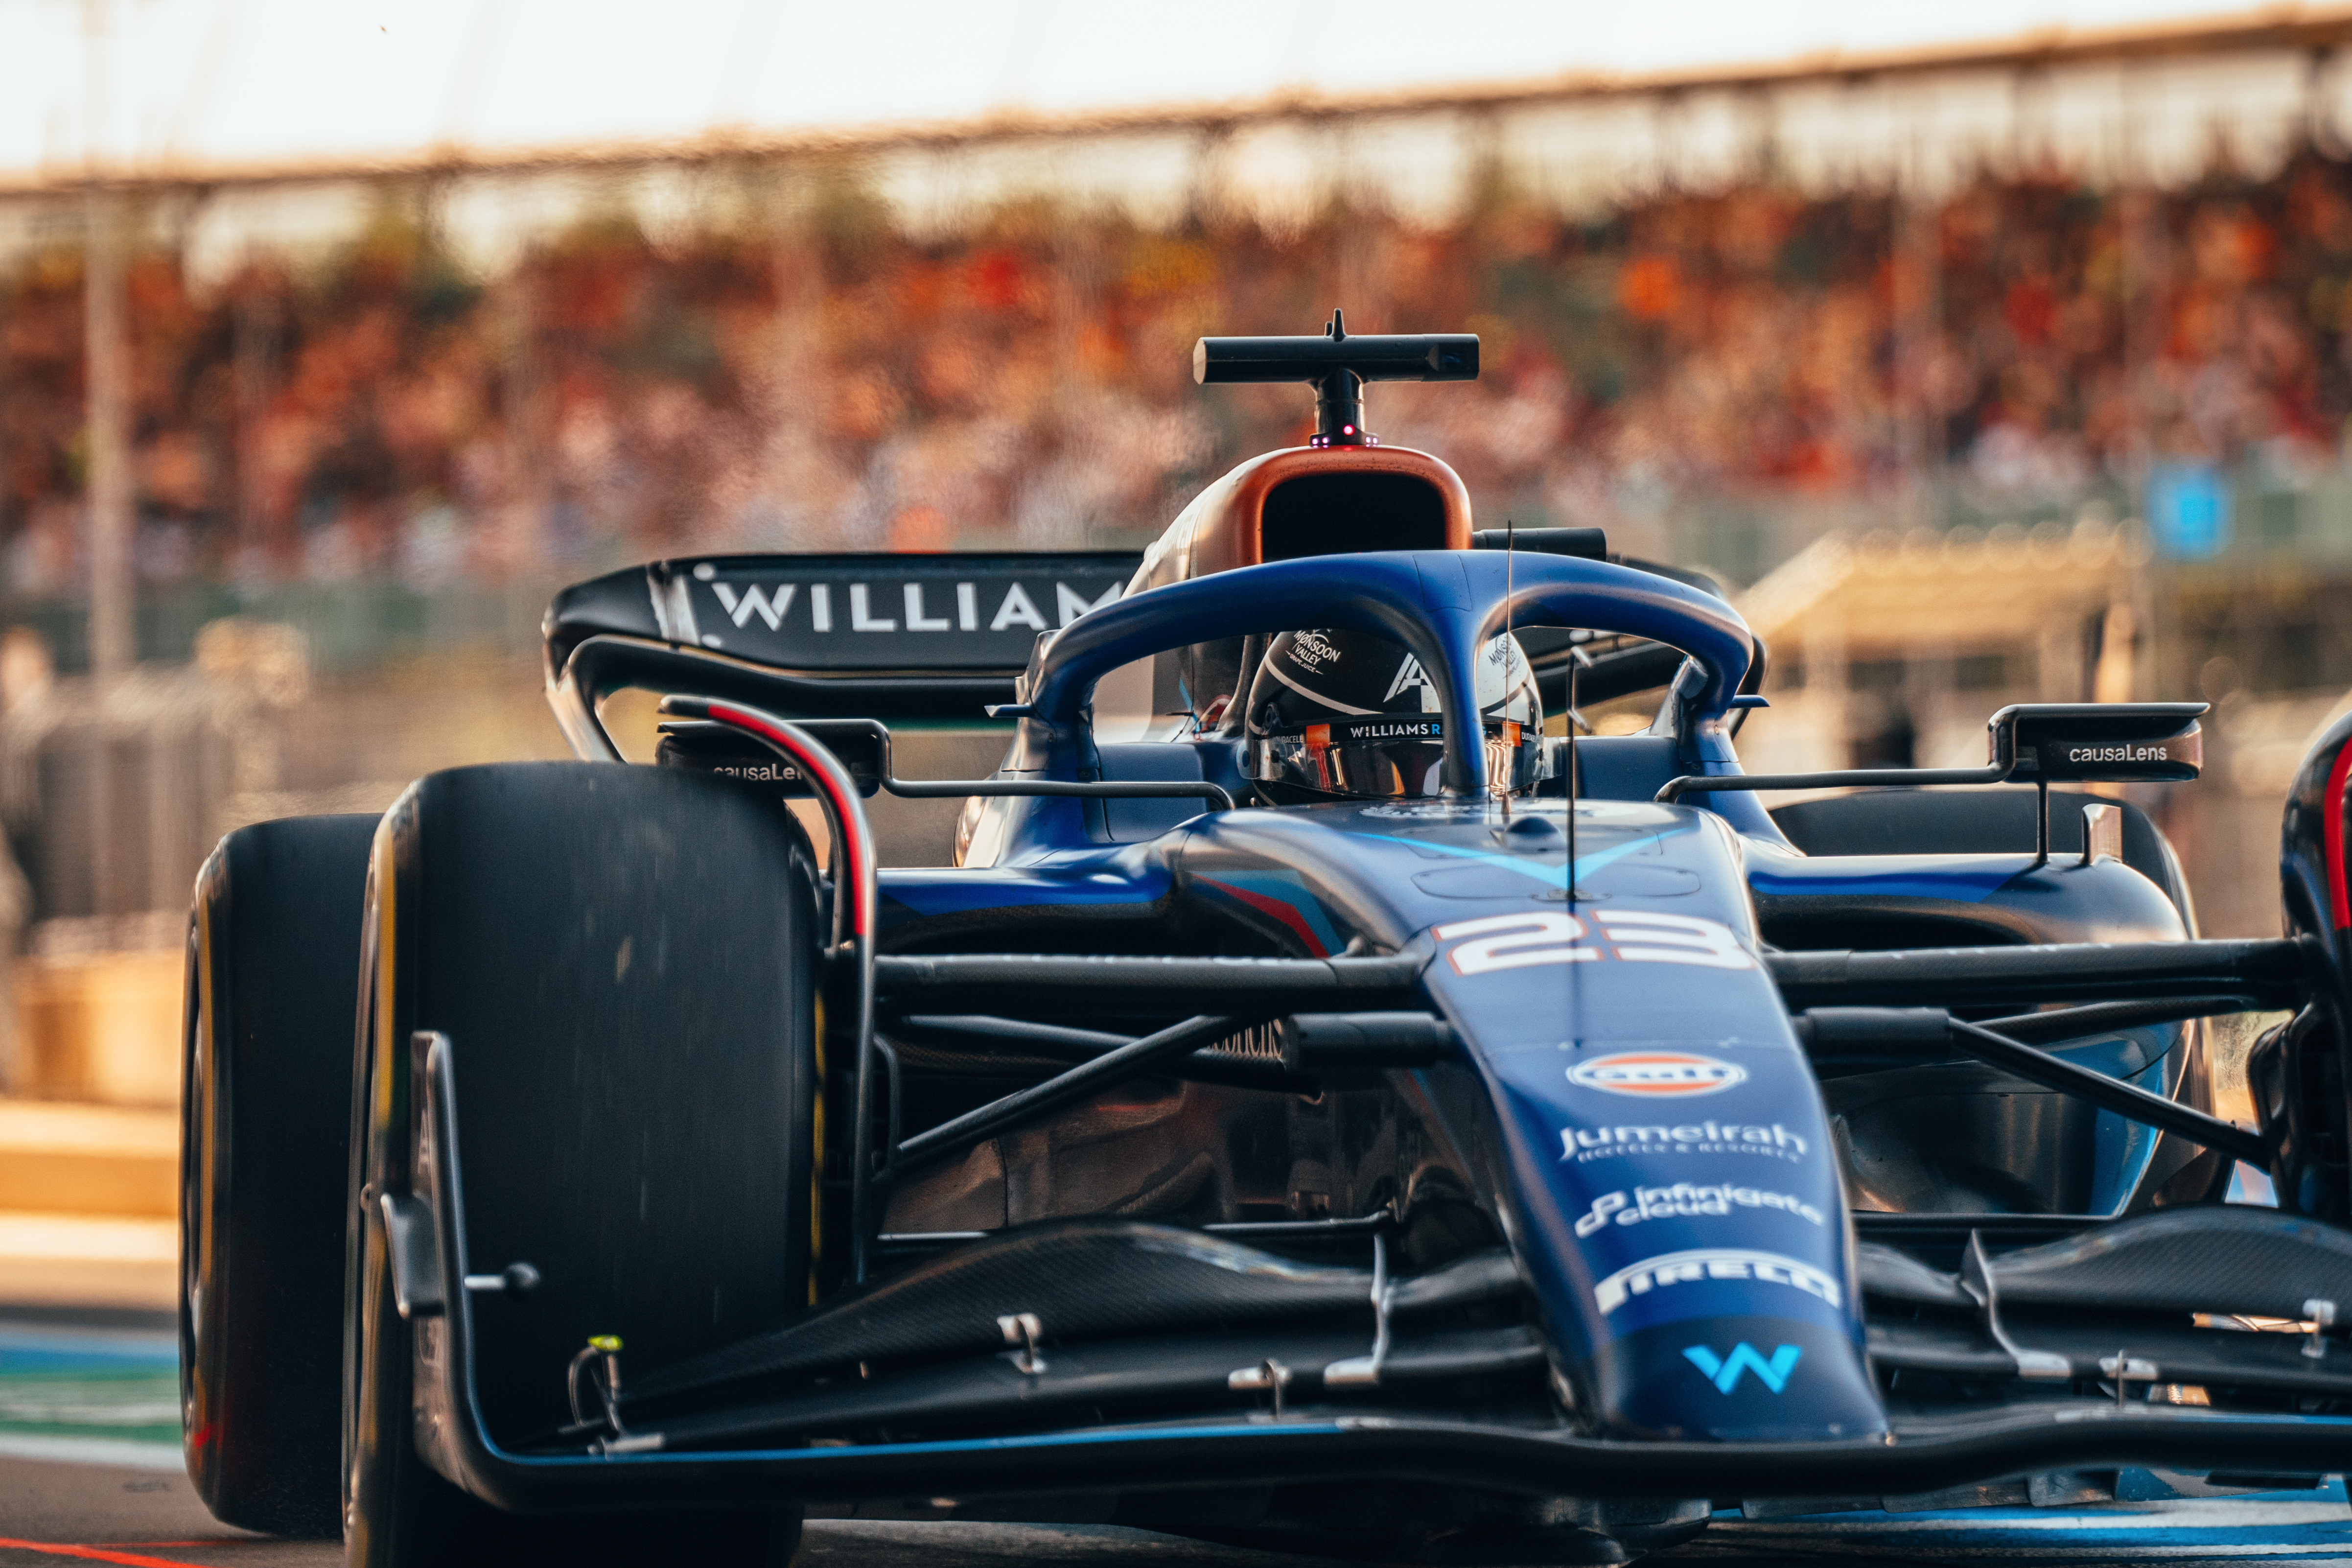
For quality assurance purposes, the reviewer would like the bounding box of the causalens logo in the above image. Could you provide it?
[1683,1343,1803,1394]
[1567,1052,1746,1098]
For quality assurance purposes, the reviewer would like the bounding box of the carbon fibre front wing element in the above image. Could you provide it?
[391,1027,2352,1516]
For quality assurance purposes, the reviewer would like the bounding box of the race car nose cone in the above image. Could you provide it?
[1585,1317,1886,1443]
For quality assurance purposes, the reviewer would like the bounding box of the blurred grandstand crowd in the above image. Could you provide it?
[1,150,2349,601]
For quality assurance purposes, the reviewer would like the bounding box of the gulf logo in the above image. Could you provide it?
[1568,1052,1746,1098]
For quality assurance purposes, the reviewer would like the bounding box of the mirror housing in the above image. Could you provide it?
[1991,702,2207,784]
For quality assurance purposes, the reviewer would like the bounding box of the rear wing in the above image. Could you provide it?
[545,552,1141,761]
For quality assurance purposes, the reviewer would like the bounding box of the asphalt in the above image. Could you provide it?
[9,1460,2352,1568]
[0,1452,327,1566]
[9,1306,2352,1566]
[9,1452,2352,1566]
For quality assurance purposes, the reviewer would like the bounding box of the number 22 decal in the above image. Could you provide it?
[1435,911,1754,975]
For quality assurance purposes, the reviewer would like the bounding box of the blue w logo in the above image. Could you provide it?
[1682,1342,1802,1394]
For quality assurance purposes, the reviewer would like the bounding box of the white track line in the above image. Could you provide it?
[0,1431,184,1471]
[1703,1549,2352,1562]
[1725,1503,2352,1531]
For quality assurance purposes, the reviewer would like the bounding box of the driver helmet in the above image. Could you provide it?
[1245,628,1541,804]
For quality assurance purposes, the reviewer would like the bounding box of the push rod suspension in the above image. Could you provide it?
[1658,760,2011,803]
[874,953,1425,1016]
[894,1014,1254,1171]
[1976,994,2262,1043]
[1767,938,2306,1010]
[1948,1016,2268,1168]
[890,1015,1302,1091]
[883,776,1233,808]
[1793,1006,2269,1167]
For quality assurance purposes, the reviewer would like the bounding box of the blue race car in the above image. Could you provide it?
[179,320,2352,1566]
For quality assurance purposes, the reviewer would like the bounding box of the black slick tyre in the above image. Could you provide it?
[183,813,380,1538]
[346,763,815,1568]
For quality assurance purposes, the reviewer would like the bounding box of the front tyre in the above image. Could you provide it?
[345,764,818,1567]
[183,814,378,1537]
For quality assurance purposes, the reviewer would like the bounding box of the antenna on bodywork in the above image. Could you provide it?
[1566,643,1593,905]
[1320,309,1365,447]
[1498,518,1514,824]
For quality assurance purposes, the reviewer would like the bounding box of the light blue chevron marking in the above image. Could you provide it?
[1360,828,1684,889]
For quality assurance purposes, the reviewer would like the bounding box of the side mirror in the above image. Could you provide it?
[1991,702,2207,784]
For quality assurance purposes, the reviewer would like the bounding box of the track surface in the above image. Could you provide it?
[10,1309,2352,1566]
[8,1460,2352,1568]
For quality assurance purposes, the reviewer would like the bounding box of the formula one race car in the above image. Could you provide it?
[180,319,2352,1566]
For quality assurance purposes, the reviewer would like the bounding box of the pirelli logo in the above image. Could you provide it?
[1591,1247,1842,1316]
